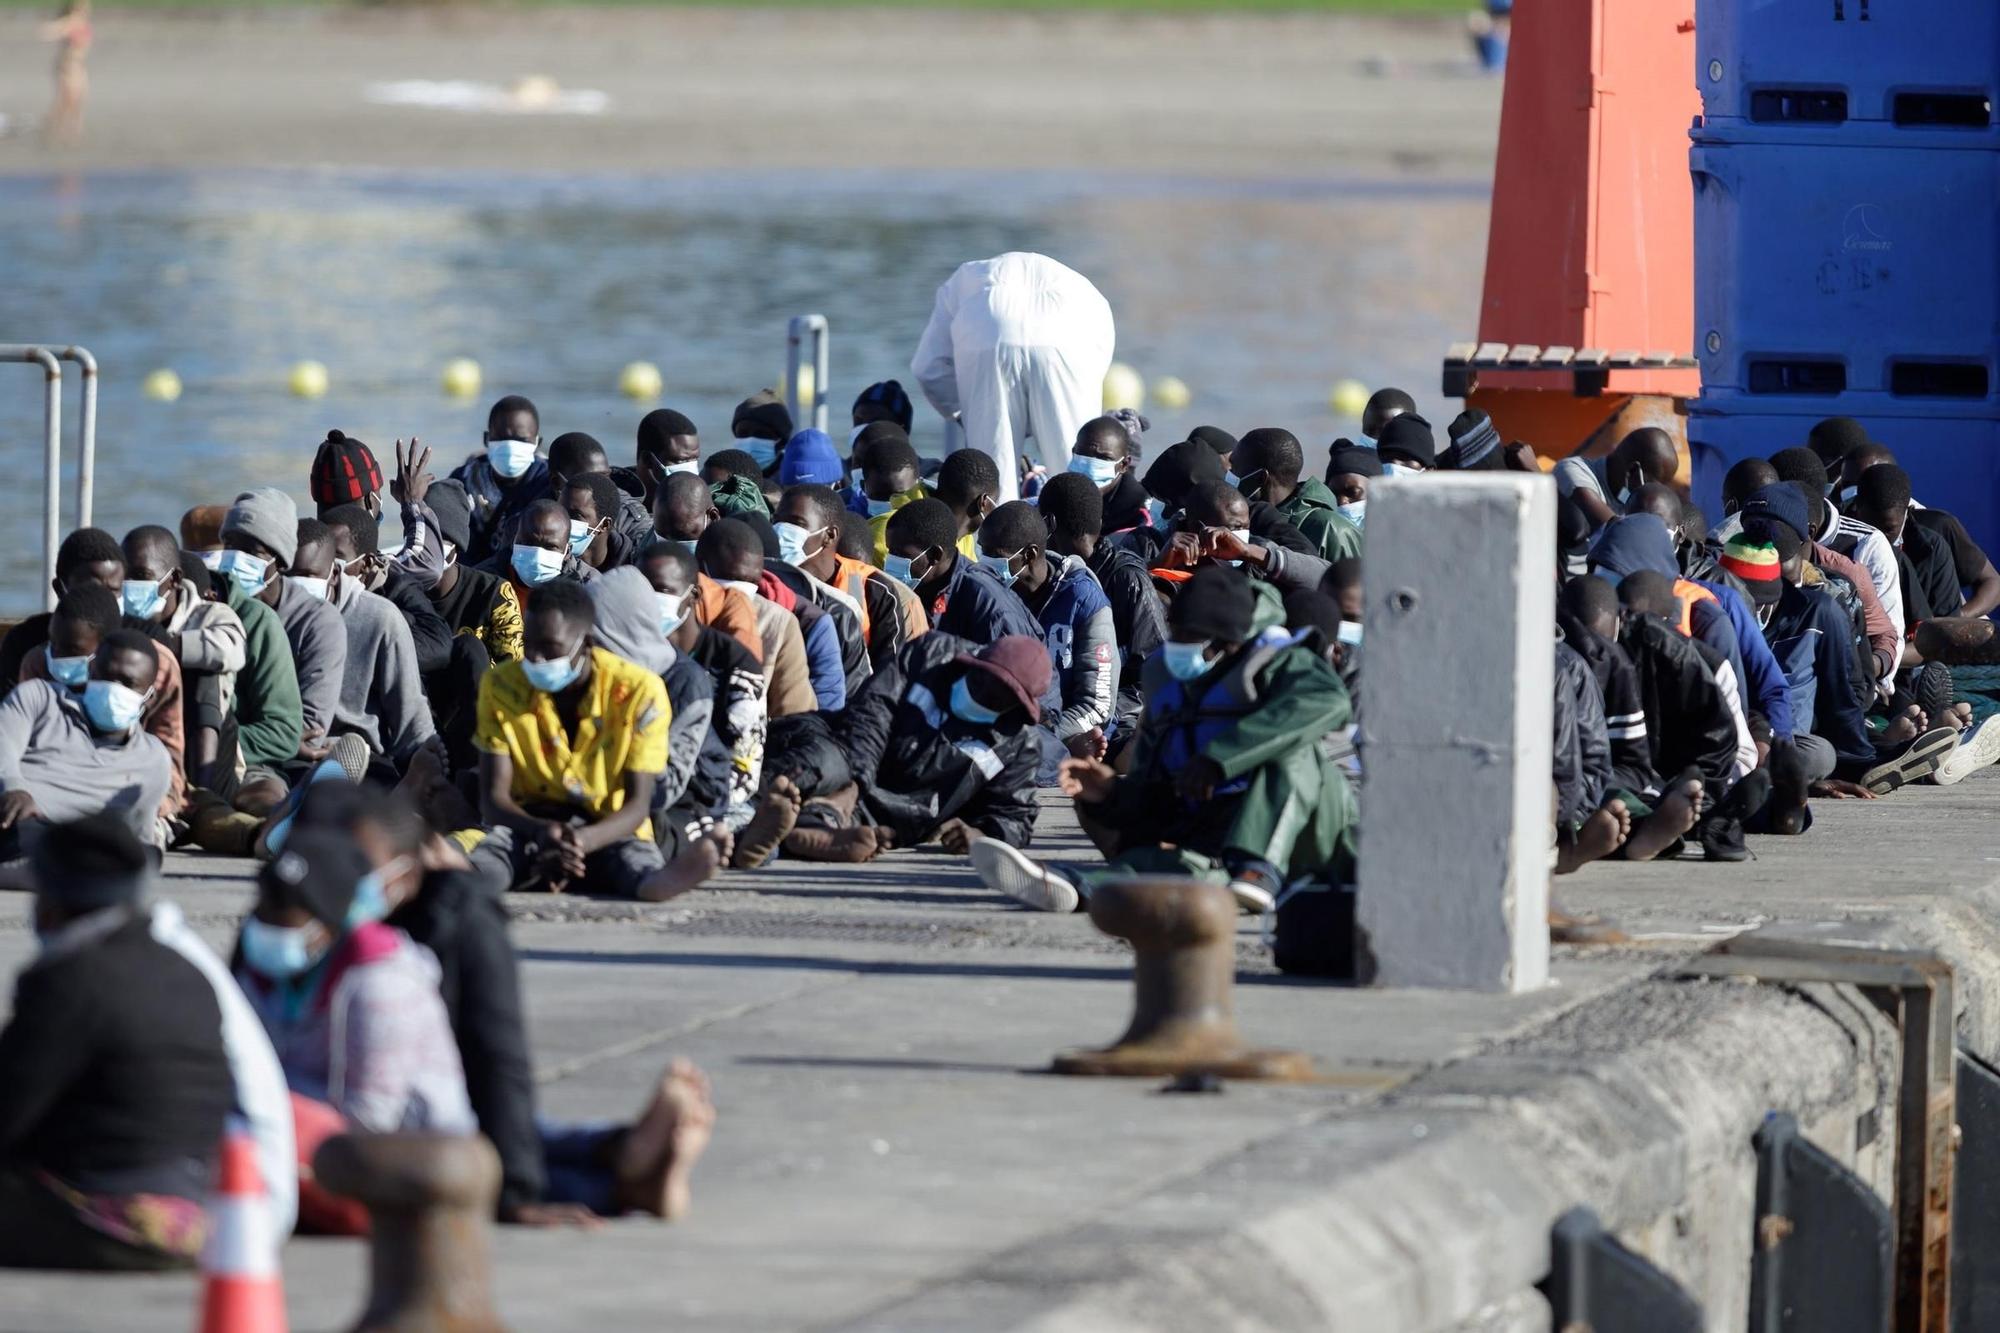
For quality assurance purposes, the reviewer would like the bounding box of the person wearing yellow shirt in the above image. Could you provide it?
[853,430,980,566]
[474,578,674,900]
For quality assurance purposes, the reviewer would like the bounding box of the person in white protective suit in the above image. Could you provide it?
[910,253,1117,502]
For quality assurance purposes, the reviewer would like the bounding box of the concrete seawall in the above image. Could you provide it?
[848,805,2000,1332]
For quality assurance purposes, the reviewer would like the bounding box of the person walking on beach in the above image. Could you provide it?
[40,0,91,145]
[911,252,1116,504]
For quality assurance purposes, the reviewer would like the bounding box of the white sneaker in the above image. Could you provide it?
[970,838,1080,913]
[1227,878,1276,914]
[1934,715,2000,786]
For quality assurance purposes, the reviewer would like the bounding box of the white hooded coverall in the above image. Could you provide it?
[910,252,1116,502]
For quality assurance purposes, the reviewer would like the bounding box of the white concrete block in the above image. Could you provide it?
[1356,472,1555,992]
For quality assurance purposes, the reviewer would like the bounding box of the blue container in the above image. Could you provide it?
[1692,127,2000,399]
[1686,403,2000,555]
[1697,0,2000,130]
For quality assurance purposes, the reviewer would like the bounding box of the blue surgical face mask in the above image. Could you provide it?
[487,438,539,480]
[657,590,691,638]
[1225,470,1242,488]
[980,550,1020,588]
[1068,454,1121,487]
[1337,500,1366,530]
[566,519,601,557]
[511,544,566,588]
[1381,462,1421,479]
[1337,620,1364,647]
[240,918,319,981]
[218,549,270,597]
[521,650,583,694]
[739,438,779,470]
[658,460,699,480]
[774,521,818,567]
[47,651,91,690]
[1838,484,1858,506]
[847,424,870,448]
[121,579,166,621]
[346,870,393,927]
[288,574,330,602]
[1162,639,1216,682]
[882,553,917,585]
[949,675,1002,725]
[83,679,149,735]
[863,495,896,519]
[198,550,225,572]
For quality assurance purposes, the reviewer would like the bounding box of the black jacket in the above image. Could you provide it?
[1101,471,1155,537]
[386,862,542,1213]
[1085,542,1168,727]
[836,632,1041,848]
[373,562,455,676]
[1559,613,1659,797]
[1553,639,1611,830]
[1617,613,1738,792]
[0,911,233,1198]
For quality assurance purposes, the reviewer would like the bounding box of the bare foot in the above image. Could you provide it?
[1623,779,1703,862]
[781,824,882,863]
[732,777,802,869]
[637,834,727,903]
[1556,799,1630,874]
[614,1060,716,1221]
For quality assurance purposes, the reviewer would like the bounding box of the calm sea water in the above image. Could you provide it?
[0,169,1487,614]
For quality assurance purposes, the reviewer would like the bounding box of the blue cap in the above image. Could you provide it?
[779,429,844,486]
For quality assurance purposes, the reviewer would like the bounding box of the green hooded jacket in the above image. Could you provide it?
[1278,476,1363,563]
[224,579,305,767]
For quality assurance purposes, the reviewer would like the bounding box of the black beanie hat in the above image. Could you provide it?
[853,380,915,433]
[1143,439,1226,508]
[1325,445,1383,480]
[1376,414,1436,469]
[1443,410,1502,470]
[1187,425,1238,459]
[425,479,474,553]
[1170,564,1256,643]
[733,390,794,443]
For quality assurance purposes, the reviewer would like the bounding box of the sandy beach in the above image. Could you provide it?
[0,7,1499,177]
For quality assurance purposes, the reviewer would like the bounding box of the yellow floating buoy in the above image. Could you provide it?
[1151,375,1191,411]
[1102,362,1145,412]
[441,358,482,400]
[141,369,182,403]
[289,360,329,400]
[619,361,663,402]
[1329,378,1369,419]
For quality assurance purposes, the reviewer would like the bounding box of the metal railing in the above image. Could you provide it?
[785,314,830,435]
[1,344,98,611]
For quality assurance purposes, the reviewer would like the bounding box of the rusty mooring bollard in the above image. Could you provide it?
[1053,876,1313,1080]
[312,1132,509,1333]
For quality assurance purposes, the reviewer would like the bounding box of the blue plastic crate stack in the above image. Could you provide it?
[1686,0,2000,546]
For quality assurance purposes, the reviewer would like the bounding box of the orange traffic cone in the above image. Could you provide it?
[197,1118,287,1333]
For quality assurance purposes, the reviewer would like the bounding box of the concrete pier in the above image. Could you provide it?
[3,777,1996,1331]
